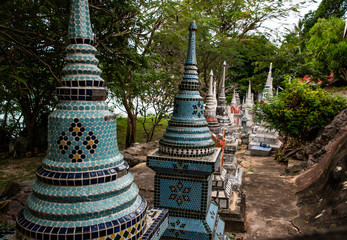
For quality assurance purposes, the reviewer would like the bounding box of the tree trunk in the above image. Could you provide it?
[26,120,37,153]
[17,92,47,153]
[125,113,137,149]
[121,85,137,149]
[21,103,37,153]
[1,102,9,129]
[147,124,157,143]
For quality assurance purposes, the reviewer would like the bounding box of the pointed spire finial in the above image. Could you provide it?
[219,61,226,101]
[208,70,214,95]
[213,81,217,95]
[179,20,199,91]
[159,20,215,158]
[185,21,197,66]
[57,0,107,101]
[266,62,273,86]
[231,88,237,106]
[68,0,94,43]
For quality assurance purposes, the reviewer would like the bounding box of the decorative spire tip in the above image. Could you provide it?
[189,20,197,31]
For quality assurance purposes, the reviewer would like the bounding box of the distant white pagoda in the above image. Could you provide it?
[261,62,273,101]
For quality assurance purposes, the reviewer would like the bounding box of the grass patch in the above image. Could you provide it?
[0,155,43,192]
[0,117,168,191]
[116,117,168,150]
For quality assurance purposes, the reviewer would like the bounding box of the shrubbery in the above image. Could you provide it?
[255,80,347,142]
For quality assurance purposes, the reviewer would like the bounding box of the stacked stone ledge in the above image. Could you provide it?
[16,1,168,240]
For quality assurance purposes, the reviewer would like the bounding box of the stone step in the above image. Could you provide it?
[218,191,246,233]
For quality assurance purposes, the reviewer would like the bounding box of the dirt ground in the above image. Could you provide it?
[131,148,325,240]
[2,147,344,239]
[233,150,301,240]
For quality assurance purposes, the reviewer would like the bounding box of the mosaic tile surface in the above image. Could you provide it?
[161,203,220,240]
[214,217,226,240]
[147,149,220,177]
[57,0,107,101]
[141,207,169,240]
[147,21,228,240]
[158,21,215,158]
[16,1,167,239]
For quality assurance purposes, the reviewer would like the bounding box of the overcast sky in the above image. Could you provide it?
[262,0,322,42]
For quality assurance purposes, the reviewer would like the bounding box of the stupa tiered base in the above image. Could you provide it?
[15,101,169,240]
[16,199,169,240]
[148,149,229,239]
[206,117,220,136]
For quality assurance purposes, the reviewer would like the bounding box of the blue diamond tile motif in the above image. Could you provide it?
[168,181,191,206]
[160,178,201,211]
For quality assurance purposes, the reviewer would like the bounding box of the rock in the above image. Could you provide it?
[294,149,305,160]
[286,160,308,175]
[291,109,347,236]
[0,180,34,225]
[120,141,159,167]
[0,181,21,198]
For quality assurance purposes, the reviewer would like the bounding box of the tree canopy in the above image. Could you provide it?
[1,0,346,152]
[306,17,347,82]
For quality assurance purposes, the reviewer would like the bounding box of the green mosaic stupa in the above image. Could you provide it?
[15,1,168,240]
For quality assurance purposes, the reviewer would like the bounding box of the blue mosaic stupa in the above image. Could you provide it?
[15,1,168,240]
[158,21,215,158]
[147,21,229,240]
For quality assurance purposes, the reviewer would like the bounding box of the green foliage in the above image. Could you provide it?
[228,36,277,97]
[0,0,69,151]
[150,0,304,98]
[255,80,347,141]
[0,0,324,150]
[306,17,347,82]
[0,223,15,236]
[303,0,347,34]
